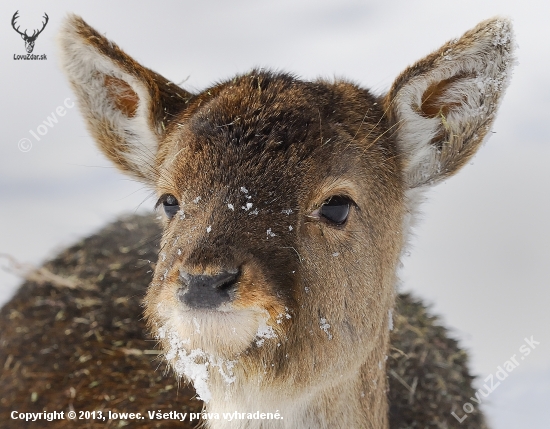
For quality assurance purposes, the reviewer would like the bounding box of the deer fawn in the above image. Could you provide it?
[59,15,514,428]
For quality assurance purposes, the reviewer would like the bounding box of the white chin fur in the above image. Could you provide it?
[154,305,278,403]
[158,305,272,357]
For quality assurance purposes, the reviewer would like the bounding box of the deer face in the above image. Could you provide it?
[59,15,514,404]
[142,74,404,390]
[23,35,37,53]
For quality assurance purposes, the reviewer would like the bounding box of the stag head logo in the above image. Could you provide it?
[11,11,49,53]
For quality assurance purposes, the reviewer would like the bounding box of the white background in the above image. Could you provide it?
[1,1,548,427]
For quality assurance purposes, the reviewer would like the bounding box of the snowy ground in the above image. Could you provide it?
[1,1,549,427]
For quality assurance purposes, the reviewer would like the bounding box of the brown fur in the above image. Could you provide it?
[0,215,487,428]
[56,14,514,428]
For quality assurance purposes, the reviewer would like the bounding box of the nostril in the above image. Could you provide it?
[217,279,235,292]
[178,269,240,309]
[210,270,239,291]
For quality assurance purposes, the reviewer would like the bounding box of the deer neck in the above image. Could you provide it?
[204,338,390,429]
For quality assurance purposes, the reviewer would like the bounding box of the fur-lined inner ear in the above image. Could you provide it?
[419,74,473,118]
[105,76,139,118]
[58,14,192,185]
[386,17,516,190]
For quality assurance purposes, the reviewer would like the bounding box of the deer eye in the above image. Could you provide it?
[319,196,352,226]
[162,194,180,219]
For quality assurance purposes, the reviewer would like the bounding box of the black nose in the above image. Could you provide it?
[177,269,239,309]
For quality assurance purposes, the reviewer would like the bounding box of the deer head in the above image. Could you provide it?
[59,15,514,428]
[12,11,49,53]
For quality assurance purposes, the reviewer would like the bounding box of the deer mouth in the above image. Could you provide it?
[146,261,289,364]
[153,301,280,357]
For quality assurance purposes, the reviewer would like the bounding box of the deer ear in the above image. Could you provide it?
[58,14,192,184]
[385,17,516,189]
